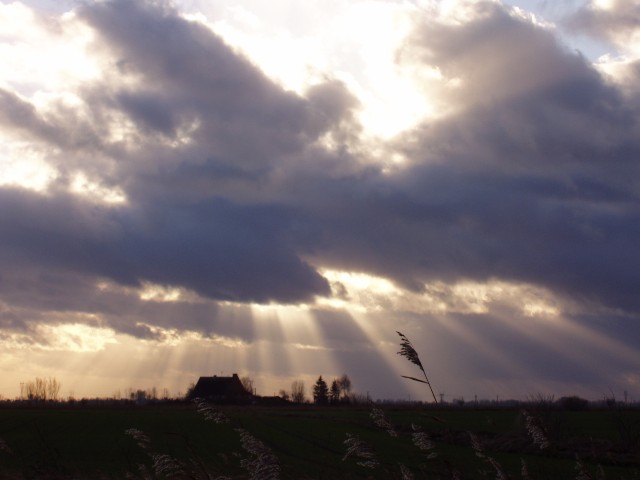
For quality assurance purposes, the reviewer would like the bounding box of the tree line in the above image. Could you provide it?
[13,374,361,405]
[277,374,355,405]
[19,377,62,402]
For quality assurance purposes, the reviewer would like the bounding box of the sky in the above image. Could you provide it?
[1,0,639,403]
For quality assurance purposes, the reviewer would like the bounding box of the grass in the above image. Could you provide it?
[1,404,639,479]
[0,404,241,478]
[390,330,640,480]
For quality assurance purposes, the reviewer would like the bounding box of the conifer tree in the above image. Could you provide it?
[313,376,329,405]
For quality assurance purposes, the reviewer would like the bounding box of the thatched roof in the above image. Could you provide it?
[188,374,252,402]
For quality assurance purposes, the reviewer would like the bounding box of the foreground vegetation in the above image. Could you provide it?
[0,401,639,479]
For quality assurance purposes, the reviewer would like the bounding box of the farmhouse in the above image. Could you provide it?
[187,373,253,403]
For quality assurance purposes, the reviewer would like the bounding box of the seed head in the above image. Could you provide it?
[343,433,379,469]
[397,331,424,372]
[370,406,397,437]
[194,397,229,424]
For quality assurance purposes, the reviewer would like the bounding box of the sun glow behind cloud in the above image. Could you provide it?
[0,139,57,192]
[138,283,185,303]
[187,0,435,139]
[0,5,99,95]
[40,323,118,352]
[0,3,100,193]
[321,269,561,320]
[70,173,127,204]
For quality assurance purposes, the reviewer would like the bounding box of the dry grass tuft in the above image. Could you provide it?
[235,428,280,480]
[574,456,607,480]
[125,428,152,451]
[370,406,398,437]
[521,458,533,480]
[194,397,230,424]
[411,424,437,459]
[469,432,510,480]
[399,463,415,479]
[522,410,550,450]
[343,433,380,469]
[150,453,188,478]
[0,437,12,456]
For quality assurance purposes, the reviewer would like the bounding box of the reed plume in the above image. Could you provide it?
[194,397,230,424]
[370,406,398,437]
[399,463,415,479]
[523,411,550,450]
[343,433,379,469]
[397,331,438,404]
[469,432,509,480]
[236,428,280,480]
[411,424,437,459]
[0,437,12,455]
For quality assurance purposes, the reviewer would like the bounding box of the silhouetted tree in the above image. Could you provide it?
[240,376,254,395]
[337,374,352,400]
[557,396,589,411]
[21,377,62,401]
[46,377,61,401]
[291,380,305,403]
[278,389,290,401]
[184,382,196,400]
[135,390,147,405]
[313,376,328,405]
[329,380,340,404]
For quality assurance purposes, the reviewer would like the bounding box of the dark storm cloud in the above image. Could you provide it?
[118,198,330,303]
[0,0,353,307]
[2,0,640,344]
[398,4,640,312]
[0,187,329,304]
[77,0,351,172]
[0,188,132,285]
[0,262,257,341]
[0,88,58,142]
[299,3,640,313]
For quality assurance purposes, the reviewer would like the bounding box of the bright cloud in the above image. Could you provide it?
[0,4,99,95]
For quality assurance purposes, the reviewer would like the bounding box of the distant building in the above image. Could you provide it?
[187,374,253,403]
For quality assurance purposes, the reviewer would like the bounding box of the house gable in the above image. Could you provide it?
[188,373,252,403]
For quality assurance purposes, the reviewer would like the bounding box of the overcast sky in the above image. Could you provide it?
[1,0,639,402]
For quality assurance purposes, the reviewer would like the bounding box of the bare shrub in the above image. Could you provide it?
[20,377,62,402]
[290,380,305,403]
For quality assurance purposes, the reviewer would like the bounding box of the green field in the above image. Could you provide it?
[0,403,639,479]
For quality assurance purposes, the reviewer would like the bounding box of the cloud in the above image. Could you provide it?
[566,0,640,54]
[1,0,640,399]
[3,0,640,317]
[564,0,640,99]
[300,2,640,314]
[0,0,361,305]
